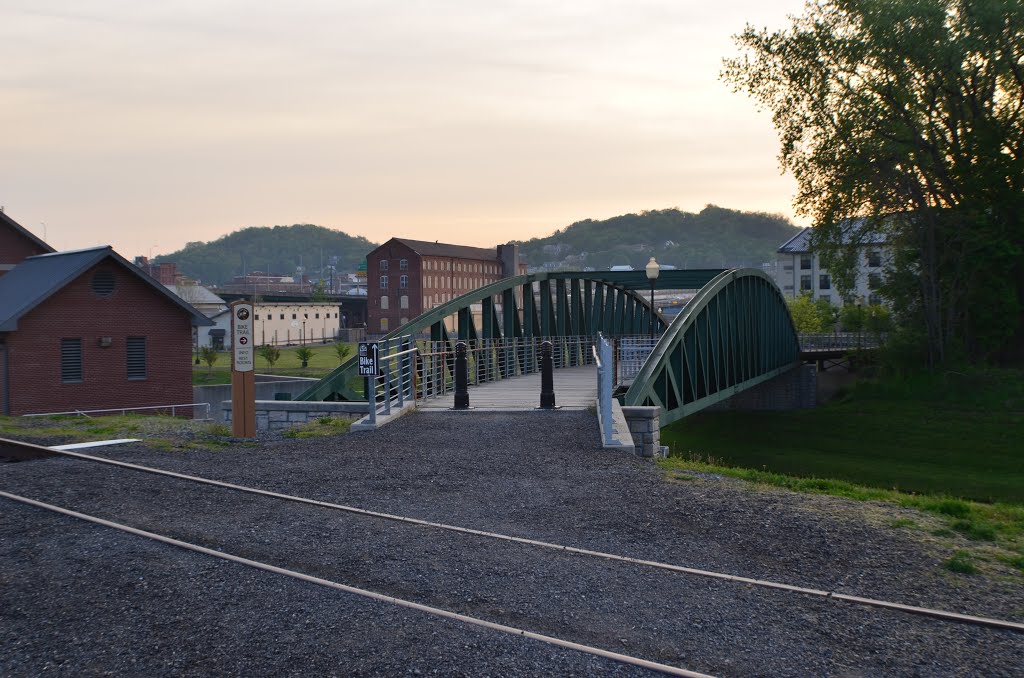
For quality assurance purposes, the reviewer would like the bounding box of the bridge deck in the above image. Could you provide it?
[418,365,597,411]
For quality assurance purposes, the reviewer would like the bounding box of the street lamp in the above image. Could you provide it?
[645,256,660,340]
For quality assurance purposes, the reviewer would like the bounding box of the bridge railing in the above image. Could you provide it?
[798,332,887,352]
[593,334,615,446]
[364,336,417,427]
[412,335,599,403]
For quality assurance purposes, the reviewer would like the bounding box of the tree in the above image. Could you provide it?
[787,294,837,333]
[199,346,219,372]
[333,342,352,365]
[724,0,1024,365]
[258,344,281,369]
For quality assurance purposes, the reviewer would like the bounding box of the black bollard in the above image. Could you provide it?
[539,340,556,409]
[453,341,470,409]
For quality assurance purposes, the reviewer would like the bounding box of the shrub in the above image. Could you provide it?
[258,344,281,368]
[295,346,315,368]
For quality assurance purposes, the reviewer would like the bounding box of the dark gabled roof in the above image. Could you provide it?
[777,227,813,254]
[381,237,499,261]
[777,221,887,254]
[0,210,56,253]
[0,246,213,332]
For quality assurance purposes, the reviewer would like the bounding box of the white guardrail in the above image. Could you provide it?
[593,334,615,446]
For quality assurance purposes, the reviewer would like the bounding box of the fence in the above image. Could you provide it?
[23,402,212,419]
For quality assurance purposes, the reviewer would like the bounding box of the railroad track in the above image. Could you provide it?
[2,436,1022,676]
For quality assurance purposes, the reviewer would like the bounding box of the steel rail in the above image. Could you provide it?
[0,489,714,678]
[24,445,1024,635]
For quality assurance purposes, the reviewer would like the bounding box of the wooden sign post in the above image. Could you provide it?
[231,300,256,438]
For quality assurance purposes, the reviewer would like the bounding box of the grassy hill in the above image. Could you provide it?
[154,224,376,286]
[515,205,801,271]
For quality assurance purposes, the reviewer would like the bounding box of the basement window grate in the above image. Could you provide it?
[91,270,116,297]
[61,339,83,383]
[126,336,147,380]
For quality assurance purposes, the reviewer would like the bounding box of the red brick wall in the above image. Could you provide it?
[4,259,195,415]
[0,227,49,277]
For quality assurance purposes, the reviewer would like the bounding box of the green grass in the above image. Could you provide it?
[660,368,1024,573]
[193,342,354,384]
[0,415,239,451]
[662,369,1024,504]
[284,415,352,439]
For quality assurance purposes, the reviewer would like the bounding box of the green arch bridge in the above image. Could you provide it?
[298,268,800,425]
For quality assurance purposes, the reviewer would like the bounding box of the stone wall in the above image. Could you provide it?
[620,405,662,458]
[194,376,318,422]
[222,400,368,431]
[706,363,816,412]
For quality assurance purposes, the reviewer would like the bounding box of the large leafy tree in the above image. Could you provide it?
[723,0,1024,365]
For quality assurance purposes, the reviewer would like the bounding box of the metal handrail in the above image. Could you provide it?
[23,403,212,419]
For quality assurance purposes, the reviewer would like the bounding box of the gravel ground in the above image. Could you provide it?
[1,410,1022,677]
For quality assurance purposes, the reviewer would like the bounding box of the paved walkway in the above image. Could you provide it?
[417,364,597,410]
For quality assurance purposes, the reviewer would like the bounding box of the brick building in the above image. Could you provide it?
[0,235,211,415]
[0,209,54,278]
[367,238,526,334]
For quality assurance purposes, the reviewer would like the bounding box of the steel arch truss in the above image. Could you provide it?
[623,269,801,426]
[299,271,722,402]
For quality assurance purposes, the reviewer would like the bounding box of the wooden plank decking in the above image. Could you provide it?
[418,365,597,410]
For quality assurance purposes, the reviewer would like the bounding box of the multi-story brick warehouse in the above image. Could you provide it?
[366,239,527,335]
[0,244,211,416]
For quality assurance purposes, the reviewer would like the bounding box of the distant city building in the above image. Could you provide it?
[133,256,181,285]
[775,226,889,307]
[367,239,527,335]
[1,210,54,277]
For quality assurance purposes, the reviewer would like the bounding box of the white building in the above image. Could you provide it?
[775,227,888,307]
[251,302,342,346]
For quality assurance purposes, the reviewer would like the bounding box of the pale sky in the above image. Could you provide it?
[1,0,807,258]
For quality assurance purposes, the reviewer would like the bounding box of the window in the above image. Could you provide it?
[819,274,831,290]
[254,314,259,320]
[303,313,308,319]
[380,296,389,310]
[380,275,388,289]
[399,259,408,270]
[783,264,794,271]
[280,314,284,320]
[783,284,794,290]
[820,294,831,303]
[800,274,812,291]
[869,293,882,305]
[61,339,83,383]
[315,313,320,319]
[867,251,881,268]
[292,313,297,320]
[868,272,882,289]
[126,336,146,380]
[400,275,408,289]
[380,318,389,331]
[400,317,409,325]
[380,259,389,271]
[800,255,812,270]
[400,295,409,309]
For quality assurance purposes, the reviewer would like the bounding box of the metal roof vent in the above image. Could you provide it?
[91,270,116,297]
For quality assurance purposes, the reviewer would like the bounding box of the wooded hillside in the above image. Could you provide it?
[154,225,376,286]
[515,205,800,271]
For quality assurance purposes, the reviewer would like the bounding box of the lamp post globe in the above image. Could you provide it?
[645,257,660,340]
